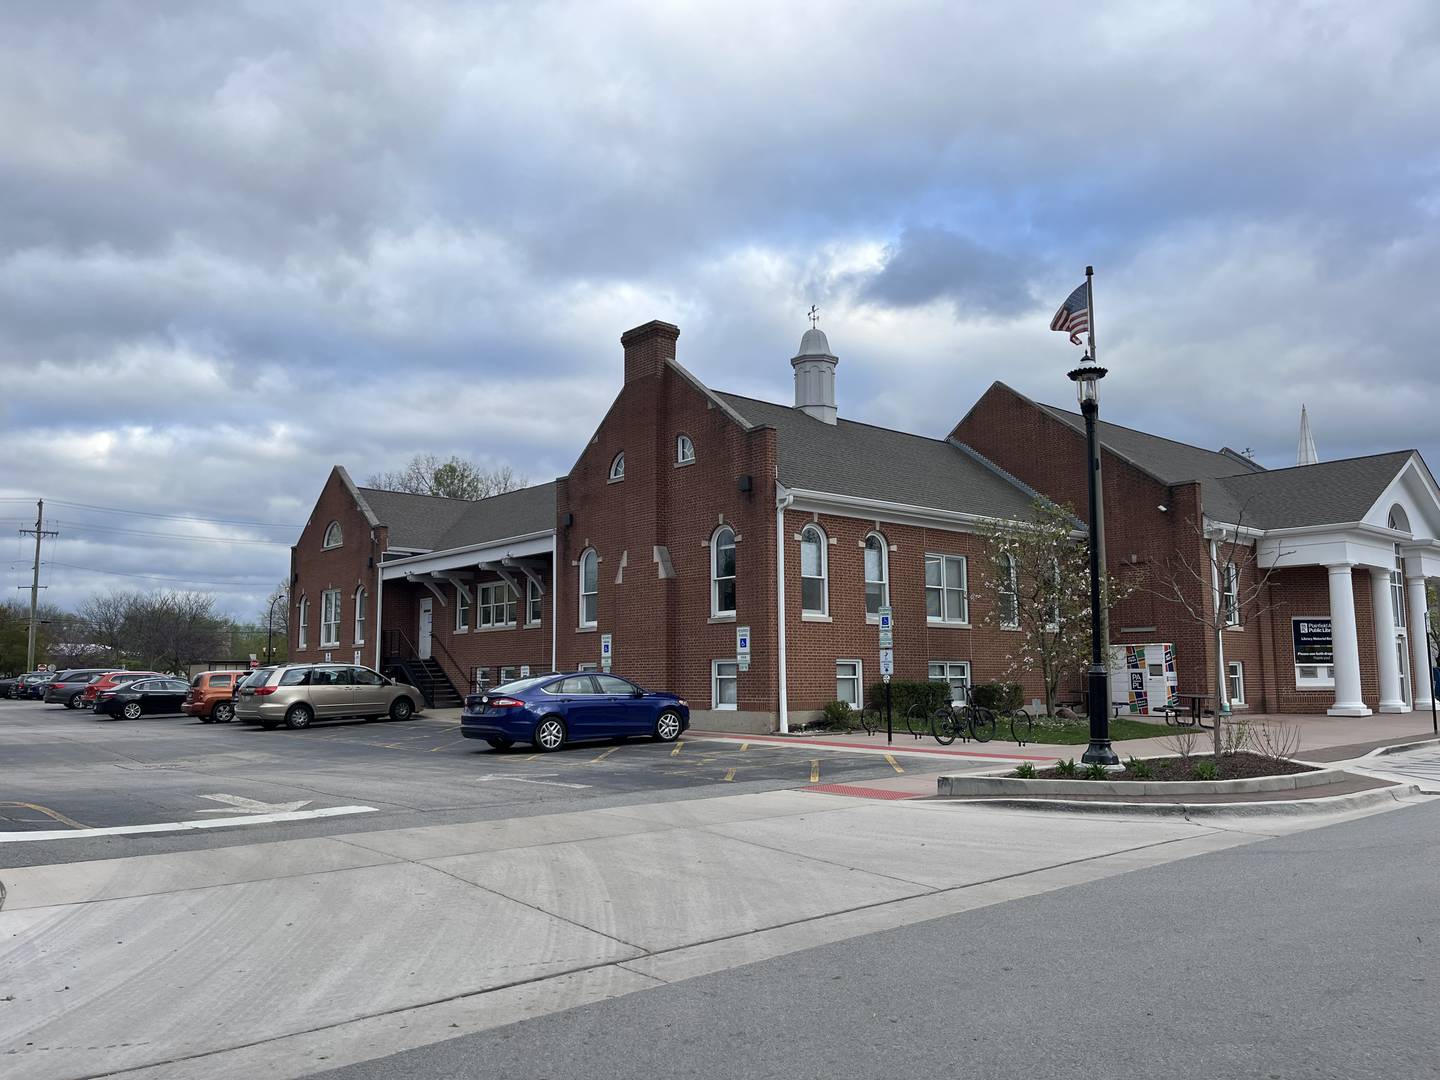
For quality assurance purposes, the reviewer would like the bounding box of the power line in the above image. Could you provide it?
[43,560,276,588]
[0,496,300,530]
[47,520,292,547]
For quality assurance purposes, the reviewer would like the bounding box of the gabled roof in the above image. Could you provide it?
[357,482,556,551]
[713,392,1038,521]
[1208,452,1415,529]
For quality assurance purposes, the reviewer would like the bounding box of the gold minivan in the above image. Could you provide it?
[234,663,422,730]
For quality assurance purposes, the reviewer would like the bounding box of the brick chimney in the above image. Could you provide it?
[621,320,680,383]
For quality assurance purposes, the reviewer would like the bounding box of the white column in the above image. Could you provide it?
[1370,567,1407,712]
[1408,576,1434,710]
[1327,564,1370,716]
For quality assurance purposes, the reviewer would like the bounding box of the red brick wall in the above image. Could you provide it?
[1260,566,1384,714]
[290,468,385,666]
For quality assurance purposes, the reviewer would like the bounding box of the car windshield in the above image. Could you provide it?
[490,677,548,695]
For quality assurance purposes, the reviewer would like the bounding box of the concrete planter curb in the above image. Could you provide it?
[927,783,1422,819]
[1365,736,1440,758]
[936,761,1339,798]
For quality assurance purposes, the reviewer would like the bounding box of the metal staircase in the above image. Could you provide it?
[383,631,464,709]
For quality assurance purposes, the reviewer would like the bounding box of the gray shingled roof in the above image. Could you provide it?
[714,393,1039,521]
[357,482,556,551]
[1208,452,1414,529]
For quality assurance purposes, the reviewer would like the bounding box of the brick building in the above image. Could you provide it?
[289,319,1440,730]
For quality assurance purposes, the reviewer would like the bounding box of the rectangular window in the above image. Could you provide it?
[712,660,738,710]
[1227,661,1245,705]
[320,589,341,647]
[527,578,542,625]
[925,554,968,623]
[835,660,862,708]
[928,661,971,702]
[354,589,367,644]
[1222,564,1239,627]
[298,600,309,649]
[1391,544,1406,628]
[456,586,471,631]
[477,582,517,628]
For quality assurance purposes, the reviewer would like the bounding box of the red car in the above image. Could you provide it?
[81,670,162,708]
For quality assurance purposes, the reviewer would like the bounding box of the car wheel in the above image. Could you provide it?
[260,719,279,730]
[285,704,313,730]
[533,716,566,752]
[67,692,84,709]
[484,736,514,750]
[389,696,414,722]
[653,709,683,742]
[121,702,143,720]
[213,702,234,723]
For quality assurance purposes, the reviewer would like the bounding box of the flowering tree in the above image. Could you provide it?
[974,498,1128,717]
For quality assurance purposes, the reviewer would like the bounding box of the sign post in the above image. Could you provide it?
[600,633,612,673]
[878,605,894,743]
[736,626,751,673]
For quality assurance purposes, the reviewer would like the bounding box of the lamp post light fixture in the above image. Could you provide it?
[1068,360,1118,766]
[266,591,286,664]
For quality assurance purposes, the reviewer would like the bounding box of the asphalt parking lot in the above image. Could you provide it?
[0,699,934,863]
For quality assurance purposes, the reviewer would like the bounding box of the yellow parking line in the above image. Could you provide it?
[739,742,750,751]
[810,759,820,783]
[0,801,89,830]
[427,738,467,753]
[884,753,904,774]
[590,746,621,763]
[671,741,684,757]
[724,768,736,782]
[524,753,542,761]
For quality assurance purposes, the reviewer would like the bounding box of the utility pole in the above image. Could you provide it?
[19,499,59,672]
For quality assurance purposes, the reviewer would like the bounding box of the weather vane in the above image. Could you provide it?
[808,304,820,329]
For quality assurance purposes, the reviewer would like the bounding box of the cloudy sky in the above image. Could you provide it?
[3,0,1437,621]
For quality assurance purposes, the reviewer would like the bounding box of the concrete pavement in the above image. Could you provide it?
[0,785,1422,1080]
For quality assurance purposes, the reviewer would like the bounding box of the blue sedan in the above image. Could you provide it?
[461,672,689,751]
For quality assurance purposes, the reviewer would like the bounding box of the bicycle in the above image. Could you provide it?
[930,693,996,745]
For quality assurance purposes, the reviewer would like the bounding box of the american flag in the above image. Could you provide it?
[1050,281,1090,345]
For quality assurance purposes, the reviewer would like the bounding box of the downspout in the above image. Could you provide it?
[1209,535,1228,709]
[373,534,385,672]
[776,482,793,733]
[551,537,559,673]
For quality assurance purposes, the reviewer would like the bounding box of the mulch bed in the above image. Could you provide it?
[1029,750,1316,782]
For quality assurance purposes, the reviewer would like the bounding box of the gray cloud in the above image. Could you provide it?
[860,227,1035,315]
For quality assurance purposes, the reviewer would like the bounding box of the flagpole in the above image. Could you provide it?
[1085,264,1095,360]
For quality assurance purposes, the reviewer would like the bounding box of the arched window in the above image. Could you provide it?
[864,532,888,616]
[322,521,343,549]
[354,587,367,644]
[608,453,625,481]
[579,549,598,627]
[800,525,827,615]
[998,552,1018,629]
[676,434,695,465]
[711,526,736,617]
[297,596,310,649]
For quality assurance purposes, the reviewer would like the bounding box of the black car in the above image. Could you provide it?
[44,669,109,708]
[18,672,56,699]
[0,675,21,699]
[94,677,192,720]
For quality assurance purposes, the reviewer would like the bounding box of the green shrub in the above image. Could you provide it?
[1013,763,1037,779]
[866,679,950,719]
[818,700,857,731]
[1192,759,1220,781]
[1083,762,1109,780]
[1054,757,1080,778]
[971,681,1024,712]
[1125,756,1155,779]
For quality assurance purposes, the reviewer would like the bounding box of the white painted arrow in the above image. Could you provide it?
[474,775,592,790]
[195,793,314,814]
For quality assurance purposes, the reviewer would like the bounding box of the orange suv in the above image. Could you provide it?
[184,670,247,723]
[82,670,161,708]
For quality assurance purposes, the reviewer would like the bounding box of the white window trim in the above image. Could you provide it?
[1222,563,1240,627]
[676,434,695,466]
[864,532,889,618]
[925,553,970,625]
[579,549,599,628]
[998,552,1019,630]
[711,526,737,619]
[476,581,518,629]
[836,659,863,709]
[320,588,341,648]
[712,659,738,711]
[928,661,972,703]
[1227,660,1245,705]
[322,521,343,549]
[297,596,309,649]
[353,586,367,646]
[455,585,471,633]
[800,525,828,616]
[1391,543,1406,629]
[608,452,625,482]
[527,577,543,626]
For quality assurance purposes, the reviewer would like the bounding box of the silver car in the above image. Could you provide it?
[234,663,422,730]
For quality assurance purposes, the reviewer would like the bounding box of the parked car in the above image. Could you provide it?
[183,669,247,723]
[460,672,688,751]
[93,677,192,720]
[234,663,422,730]
[0,674,23,698]
[18,672,57,699]
[44,669,110,708]
[81,670,162,708]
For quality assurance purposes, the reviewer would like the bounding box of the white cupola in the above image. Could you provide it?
[791,326,838,424]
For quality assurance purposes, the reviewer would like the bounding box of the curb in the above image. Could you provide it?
[1363,736,1440,759]
[936,765,1340,798]
[931,783,1425,819]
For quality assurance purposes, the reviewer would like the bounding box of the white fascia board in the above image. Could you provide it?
[381,531,554,579]
[1202,518,1263,543]
[783,487,1038,536]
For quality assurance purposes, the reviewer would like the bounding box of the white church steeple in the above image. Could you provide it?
[791,307,839,425]
[1297,404,1319,466]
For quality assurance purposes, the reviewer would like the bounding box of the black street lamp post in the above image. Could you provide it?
[1069,361,1118,766]
[266,592,285,664]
